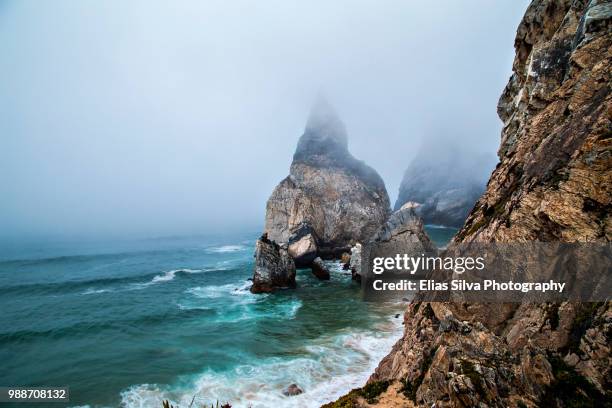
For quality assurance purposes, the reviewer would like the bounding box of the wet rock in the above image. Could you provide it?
[311,257,331,280]
[283,383,303,396]
[340,252,351,270]
[349,243,362,281]
[250,234,296,294]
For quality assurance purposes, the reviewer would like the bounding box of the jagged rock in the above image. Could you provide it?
[349,243,363,281]
[457,0,611,243]
[282,383,303,396]
[340,252,351,270]
[394,144,494,228]
[262,97,390,264]
[311,257,331,280]
[366,207,437,267]
[250,234,296,294]
[365,302,609,407]
[354,208,436,285]
[331,1,611,406]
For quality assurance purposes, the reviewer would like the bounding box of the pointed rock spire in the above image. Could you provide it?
[294,96,349,163]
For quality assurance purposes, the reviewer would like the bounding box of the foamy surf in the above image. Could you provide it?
[185,281,252,299]
[206,245,247,253]
[81,288,111,295]
[182,281,301,323]
[120,316,403,408]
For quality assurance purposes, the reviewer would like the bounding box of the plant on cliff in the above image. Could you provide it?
[400,346,437,402]
[562,302,605,356]
[540,353,610,408]
[161,399,233,408]
[320,380,391,408]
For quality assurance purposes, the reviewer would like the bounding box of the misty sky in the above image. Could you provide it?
[0,0,530,239]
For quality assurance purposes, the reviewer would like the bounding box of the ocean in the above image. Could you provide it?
[0,227,455,408]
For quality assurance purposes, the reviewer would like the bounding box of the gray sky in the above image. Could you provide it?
[0,0,530,239]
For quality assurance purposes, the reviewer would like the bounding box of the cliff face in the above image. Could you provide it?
[328,1,611,407]
[394,147,494,228]
[264,98,390,266]
[456,0,611,243]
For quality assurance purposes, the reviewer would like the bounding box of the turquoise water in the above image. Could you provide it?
[424,225,459,248]
[0,228,455,408]
[0,232,410,408]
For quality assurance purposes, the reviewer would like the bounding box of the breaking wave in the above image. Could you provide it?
[120,317,402,408]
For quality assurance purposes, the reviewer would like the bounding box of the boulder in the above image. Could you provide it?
[311,257,331,280]
[340,252,351,270]
[283,383,303,397]
[349,243,362,281]
[250,234,296,294]
[287,224,318,267]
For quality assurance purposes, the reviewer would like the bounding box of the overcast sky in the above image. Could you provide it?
[0,0,530,240]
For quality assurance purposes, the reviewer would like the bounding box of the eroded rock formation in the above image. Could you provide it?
[394,145,494,228]
[250,234,296,294]
[368,206,436,261]
[356,207,437,283]
[311,257,331,280]
[456,0,611,243]
[264,98,390,266]
[326,1,611,406]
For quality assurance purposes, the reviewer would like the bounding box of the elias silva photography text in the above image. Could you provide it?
[370,253,567,294]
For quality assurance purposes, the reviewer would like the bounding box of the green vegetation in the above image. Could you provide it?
[400,346,437,402]
[543,302,560,330]
[540,353,610,408]
[162,400,232,408]
[460,360,488,401]
[563,302,604,355]
[421,303,438,323]
[320,380,391,408]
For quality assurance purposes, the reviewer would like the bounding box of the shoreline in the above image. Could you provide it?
[119,309,405,408]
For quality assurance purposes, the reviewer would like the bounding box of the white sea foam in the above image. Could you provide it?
[206,245,247,253]
[120,317,403,408]
[135,266,229,288]
[186,281,251,299]
[183,281,300,323]
[81,288,111,295]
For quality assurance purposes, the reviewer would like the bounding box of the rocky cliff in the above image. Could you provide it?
[394,145,494,228]
[325,1,611,406]
[263,98,391,266]
[456,0,611,243]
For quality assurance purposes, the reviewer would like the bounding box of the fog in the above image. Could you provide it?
[0,0,530,240]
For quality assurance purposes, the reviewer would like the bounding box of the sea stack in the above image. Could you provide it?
[262,97,390,267]
[394,144,494,228]
[250,233,296,294]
